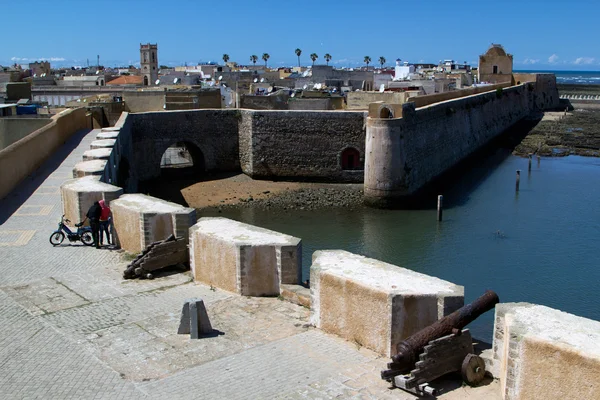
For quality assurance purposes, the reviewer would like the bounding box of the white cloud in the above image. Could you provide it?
[11,56,65,62]
[573,57,595,65]
[332,58,349,64]
[523,58,540,65]
[548,54,559,64]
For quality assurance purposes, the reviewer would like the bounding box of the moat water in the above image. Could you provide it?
[201,152,600,340]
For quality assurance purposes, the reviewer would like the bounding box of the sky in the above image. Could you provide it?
[2,0,600,71]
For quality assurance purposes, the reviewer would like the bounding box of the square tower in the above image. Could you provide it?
[140,43,158,86]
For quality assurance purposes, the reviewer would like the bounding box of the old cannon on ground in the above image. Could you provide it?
[381,290,499,396]
[123,234,188,279]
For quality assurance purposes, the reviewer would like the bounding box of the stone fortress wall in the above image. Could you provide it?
[364,74,560,206]
[100,109,367,191]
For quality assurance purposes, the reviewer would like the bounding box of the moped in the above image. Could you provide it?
[49,215,94,246]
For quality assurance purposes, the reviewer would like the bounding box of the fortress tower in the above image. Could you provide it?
[140,43,158,86]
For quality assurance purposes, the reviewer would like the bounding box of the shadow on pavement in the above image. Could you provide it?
[0,129,91,225]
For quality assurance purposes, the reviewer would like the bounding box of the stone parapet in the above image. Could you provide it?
[310,250,464,357]
[111,194,196,253]
[82,148,112,161]
[101,126,121,132]
[189,217,302,296]
[90,139,116,149]
[492,303,600,400]
[96,131,119,140]
[60,176,123,224]
[72,160,107,178]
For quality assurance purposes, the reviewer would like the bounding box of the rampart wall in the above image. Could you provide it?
[0,118,52,150]
[365,82,549,206]
[97,74,558,197]
[0,108,90,199]
[122,91,165,113]
[239,110,366,182]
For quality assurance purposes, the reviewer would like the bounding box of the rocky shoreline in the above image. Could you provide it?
[200,186,365,213]
[513,108,600,157]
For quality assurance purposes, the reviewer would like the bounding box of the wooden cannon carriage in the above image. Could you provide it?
[381,290,499,396]
[123,234,188,279]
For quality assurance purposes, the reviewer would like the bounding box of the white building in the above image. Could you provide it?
[393,59,415,81]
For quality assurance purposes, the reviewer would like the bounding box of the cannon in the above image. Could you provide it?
[381,290,499,395]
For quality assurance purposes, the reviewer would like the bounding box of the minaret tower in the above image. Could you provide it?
[140,43,158,85]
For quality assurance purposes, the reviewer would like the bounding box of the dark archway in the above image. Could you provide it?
[143,76,149,86]
[379,106,394,119]
[141,141,206,206]
[341,147,362,170]
[159,141,206,178]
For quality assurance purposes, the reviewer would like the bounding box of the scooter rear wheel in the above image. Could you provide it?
[81,231,94,246]
[50,232,65,246]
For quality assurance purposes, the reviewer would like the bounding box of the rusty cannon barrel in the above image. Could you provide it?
[382,290,499,380]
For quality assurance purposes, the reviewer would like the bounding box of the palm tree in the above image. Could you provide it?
[295,48,302,67]
[310,53,318,66]
[324,53,332,66]
[378,56,386,68]
[223,54,230,64]
[250,55,258,66]
[364,56,371,68]
[262,53,270,68]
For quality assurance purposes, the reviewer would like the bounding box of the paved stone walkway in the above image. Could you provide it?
[0,129,500,399]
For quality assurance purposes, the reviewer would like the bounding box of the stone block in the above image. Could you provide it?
[310,250,464,357]
[492,303,600,400]
[60,176,123,225]
[189,217,302,296]
[72,160,107,178]
[82,148,112,161]
[96,131,119,140]
[90,139,116,149]
[111,194,196,253]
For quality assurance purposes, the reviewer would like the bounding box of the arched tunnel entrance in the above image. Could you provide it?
[159,141,206,178]
[140,141,207,206]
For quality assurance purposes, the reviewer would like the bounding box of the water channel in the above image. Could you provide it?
[200,151,600,340]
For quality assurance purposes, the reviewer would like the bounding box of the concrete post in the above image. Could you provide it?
[177,298,213,338]
[516,170,521,192]
[437,195,443,221]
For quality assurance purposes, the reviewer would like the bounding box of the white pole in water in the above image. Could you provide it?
[437,195,443,221]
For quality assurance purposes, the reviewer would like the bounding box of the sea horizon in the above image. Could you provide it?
[515,69,600,84]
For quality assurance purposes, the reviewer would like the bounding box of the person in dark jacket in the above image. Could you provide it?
[86,201,102,248]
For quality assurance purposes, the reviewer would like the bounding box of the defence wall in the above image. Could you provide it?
[239,110,367,182]
[365,84,533,206]
[346,92,407,110]
[0,108,90,200]
[240,94,289,110]
[0,118,52,150]
[122,90,165,113]
[407,82,511,109]
[491,303,600,400]
[287,98,344,110]
[127,109,240,184]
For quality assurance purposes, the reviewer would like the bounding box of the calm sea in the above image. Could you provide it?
[202,151,600,341]
[516,69,600,85]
